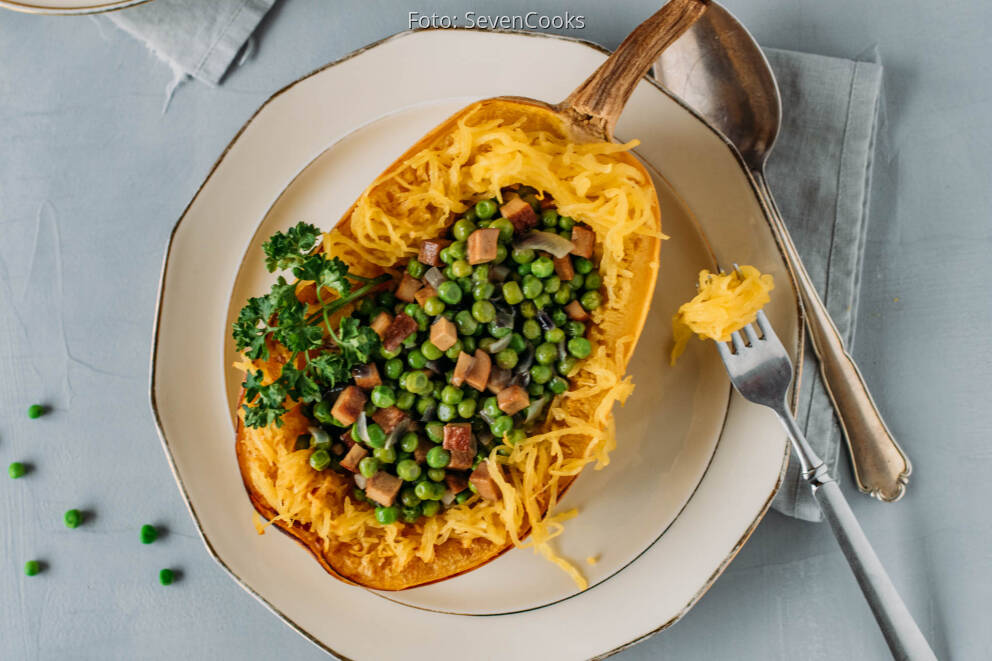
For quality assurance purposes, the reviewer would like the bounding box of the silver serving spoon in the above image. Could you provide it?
[654,2,912,503]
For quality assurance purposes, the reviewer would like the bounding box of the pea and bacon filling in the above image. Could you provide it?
[234,186,605,527]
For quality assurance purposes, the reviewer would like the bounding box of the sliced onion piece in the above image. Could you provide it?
[308,426,331,447]
[441,490,456,507]
[383,419,410,450]
[514,345,534,375]
[354,474,367,489]
[523,396,549,425]
[536,310,555,331]
[487,333,513,354]
[423,266,447,290]
[515,231,575,258]
[354,412,370,445]
[492,303,515,330]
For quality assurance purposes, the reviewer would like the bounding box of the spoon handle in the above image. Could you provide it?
[754,172,912,502]
[559,0,709,141]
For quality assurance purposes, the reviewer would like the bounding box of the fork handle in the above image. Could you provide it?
[810,476,936,661]
[754,172,912,502]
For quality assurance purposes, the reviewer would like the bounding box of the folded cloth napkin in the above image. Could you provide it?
[760,48,884,521]
[107,0,276,86]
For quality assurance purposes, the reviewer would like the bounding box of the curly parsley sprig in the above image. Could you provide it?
[233,222,390,428]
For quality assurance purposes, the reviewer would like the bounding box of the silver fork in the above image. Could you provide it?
[717,309,936,661]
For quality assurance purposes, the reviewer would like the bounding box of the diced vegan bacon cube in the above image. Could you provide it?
[486,366,511,394]
[430,317,458,351]
[339,443,368,473]
[330,386,367,426]
[365,471,403,507]
[447,450,475,471]
[443,423,475,453]
[414,284,437,307]
[569,225,595,258]
[382,313,418,351]
[497,385,530,416]
[554,255,575,281]
[451,351,475,387]
[414,439,431,464]
[395,273,423,303]
[464,349,492,391]
[565,300,589,322]
[467,228,500,265]
[351,363,381,391]
[372,406,408,434]
[470,461,503,502]
[500,195,539,232]
[340,429,356,448]
[419,239,451,267]
[445,472,469,494]
[370,311,393,338]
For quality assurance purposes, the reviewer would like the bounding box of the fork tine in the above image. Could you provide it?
[756,309,772,336]
[715,338,731,360]
[730,330,745,354]
[742,322,760,345]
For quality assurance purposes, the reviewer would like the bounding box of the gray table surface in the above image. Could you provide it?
[1,0,989,659]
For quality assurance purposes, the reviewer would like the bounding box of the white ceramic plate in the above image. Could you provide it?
[151,29,798,659]
[0,0,147,15]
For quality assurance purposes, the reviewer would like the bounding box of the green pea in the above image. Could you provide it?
[504,333,524,353]
[140,524,158,545]
[535,293,552,309]
[494,243,509,264]
[432,380,444,399]
[396,432,417,454]
[570,273,585,289]
[359,456,380,478]
[393,391,414,411]
[453,218,477,241]
[416,395,435,415]
[401,486,422,507]
[405,371,431,395]
[552,308,568,327]
[371,385,396,408]
[439,246,455,265]
[64,509,82,529]
[375,506,399,525]
[490,217,514,242]
[413,308,430,331]
[512,246,535,264]
[419,424,441,445]
[574,257,593,274]
[374,446,397,463]
[496,348,519,370]
[521,319,541,341]
[473,281,496,301]
[400,505,421,523]
[463,207,478,222]
[452,259,472,279]
[366,423,387,448]
[565,321,586,338]
[558,356,579,377]
[24,560,41,576]
[397,459,422,482]
[506,429,527,445]
[545,276,563,295]
[481,396,500,418]
[531,256,554,278]
[543,328,565,344]
[415,480,444,501]
[475,199,498,219]
[541,209,559,227]
[406,259,427,278]
[442,343,462,363]
[422,296,444,317]
[553,287,573,305]
[535,342,558,365]
[437,402,457,422]
[418,341,441,362]
[568,337,593,359]
[8,462,26,479]
[456,490,472,504]
[402,332,420,350]
[522,275,543,299]
[422,500,441,517]
[293,434,310,451]
[559,216,575,230]
[357,298,377,318]
[457,398,477,418]
[448,241,468,261]
[437,385,461,405]
[584,272,603,290]
[309,449,332,471]
[548,376,569,395]
[426,446,451,469]
[435,281,460,305]
[352,487,367,502]
[312,400,333,424]
[471,300,496,323]
[454,310,477,336]
[380,358,401,381]
[443,265,457,280]
[580,290,602,311]
[27,404,46,419]
[404,350,424,370]
[461,336,478,353]
[530,365,553,384]
[490,415,513,437]
[377,291,398,308]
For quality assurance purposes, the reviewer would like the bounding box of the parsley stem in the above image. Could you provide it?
[305,274,391,325]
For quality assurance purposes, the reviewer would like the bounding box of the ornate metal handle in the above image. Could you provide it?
[754,171,912,501]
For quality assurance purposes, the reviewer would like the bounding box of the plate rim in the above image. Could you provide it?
[0,0,149,15]
[149,27,800,659]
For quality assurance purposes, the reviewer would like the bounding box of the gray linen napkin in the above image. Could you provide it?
[761,48,884,521]
[107,0,276,87]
